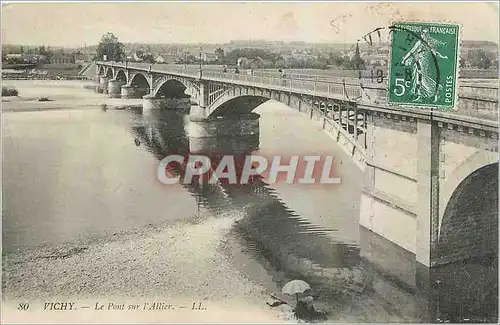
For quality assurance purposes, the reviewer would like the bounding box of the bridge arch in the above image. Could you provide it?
[105,67,114,78]
[208,94,271,118]
[97,66,105,75]
[437,157,498,263]
[128,72,151,98]
[154,79,191,99]
[201,87,365,169]
[205,87,351,120]
[115,69,127,83]
[153,77,199,101]
[129,72,151,88]
[439,150,499,235]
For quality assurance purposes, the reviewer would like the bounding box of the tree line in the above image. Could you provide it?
[94,32,498,70]
[2,45,55,64]
[201,45,366,70]
[94,32,367,70]
[461,49,497,70]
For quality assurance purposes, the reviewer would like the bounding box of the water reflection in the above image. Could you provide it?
[129,109,233,214]
[128,109,377,315]
[128,107,497,323]
[431,255,498,323]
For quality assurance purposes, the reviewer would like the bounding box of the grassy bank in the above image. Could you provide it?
[2,86,18,96]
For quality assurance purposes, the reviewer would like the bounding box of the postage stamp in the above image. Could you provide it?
[2,2,498,324]
[387,21,460,110]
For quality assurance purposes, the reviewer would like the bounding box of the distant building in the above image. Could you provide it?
[237,57,247,67]
[235,57,263,69]
[203,53,217,62]
[368,59,387,67]
[6,54,23,60]
[155,53,177,64]
[49,54,75,64]
[22,54,48,64]
[4,54,24,64]
[74,53,92,64]
[365,54,388,67]
[132,52,142,62]
[125,53,134,61]
[2,69,25,74]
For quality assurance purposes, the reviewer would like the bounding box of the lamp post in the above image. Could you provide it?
[199,46,203,79]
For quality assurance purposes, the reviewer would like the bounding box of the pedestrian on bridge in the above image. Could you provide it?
[279,69,287,86]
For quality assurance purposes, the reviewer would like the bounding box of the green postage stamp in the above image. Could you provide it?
[388,22,460,110]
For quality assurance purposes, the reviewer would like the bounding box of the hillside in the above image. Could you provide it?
[3,39,498,57]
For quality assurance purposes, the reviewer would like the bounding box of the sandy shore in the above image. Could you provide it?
[2,96,143,112]
[1,80,294,323]
[2,213,296,323]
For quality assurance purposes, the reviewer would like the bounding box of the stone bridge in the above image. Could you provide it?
[95,61,498,271]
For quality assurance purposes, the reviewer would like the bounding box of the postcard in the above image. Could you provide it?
[2,2,498,323]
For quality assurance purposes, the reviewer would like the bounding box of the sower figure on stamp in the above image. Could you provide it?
[401,29,448,103]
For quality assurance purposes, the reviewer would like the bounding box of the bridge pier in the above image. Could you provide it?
[415,119,441,268]
[189,105,209,120]
[107,79,126,98]
[120,85,134,99]
[121,85,150,99]
[187,113,260,139]
[359,115,442,269]
[142,94,191,112]
[94,74,102,92]
[99,76,109,94]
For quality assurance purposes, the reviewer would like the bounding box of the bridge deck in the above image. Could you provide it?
[97,62,499,128]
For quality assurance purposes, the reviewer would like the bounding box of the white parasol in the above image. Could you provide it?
[281,279,311,302]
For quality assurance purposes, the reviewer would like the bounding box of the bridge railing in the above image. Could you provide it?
[238,70,499,90]
[238,68,499,100]
[459,83,499,100]
[99,62,363,99]
[99,61,497,105]
[201,69,363,99]
[358,81,499,99]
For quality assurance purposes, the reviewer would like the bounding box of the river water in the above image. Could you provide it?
[2,80,497,323]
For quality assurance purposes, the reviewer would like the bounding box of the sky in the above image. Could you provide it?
[2,2,499,47]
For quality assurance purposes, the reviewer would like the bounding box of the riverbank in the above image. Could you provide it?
[1,80,143,112]
[2,212,295,323]
[2,97,143,112]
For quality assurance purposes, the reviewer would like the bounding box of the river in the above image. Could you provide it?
[2,80,497,323]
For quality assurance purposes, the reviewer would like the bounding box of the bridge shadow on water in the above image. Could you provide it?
[125,108,497,323]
